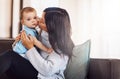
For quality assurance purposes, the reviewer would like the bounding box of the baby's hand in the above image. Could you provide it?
[47,48,53,54]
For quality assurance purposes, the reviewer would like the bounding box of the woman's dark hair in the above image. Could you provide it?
[44,7,74,59]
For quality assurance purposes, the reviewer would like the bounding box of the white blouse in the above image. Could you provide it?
[26,30,69,79]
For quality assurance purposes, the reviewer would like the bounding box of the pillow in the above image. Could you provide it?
[64,40,91,79]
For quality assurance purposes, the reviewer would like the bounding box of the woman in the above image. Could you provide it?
[0,7,74,79]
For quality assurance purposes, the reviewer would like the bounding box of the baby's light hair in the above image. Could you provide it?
[20,7,36,20]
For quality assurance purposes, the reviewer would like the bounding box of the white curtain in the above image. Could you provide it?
[66,0,120,59]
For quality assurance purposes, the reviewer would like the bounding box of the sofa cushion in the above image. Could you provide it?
[64,40,91,79]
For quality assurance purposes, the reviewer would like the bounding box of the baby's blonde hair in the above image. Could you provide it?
[20,7,36,20]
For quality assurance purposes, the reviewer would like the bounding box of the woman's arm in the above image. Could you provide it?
[21,31,68,76]
[26,47,69,76]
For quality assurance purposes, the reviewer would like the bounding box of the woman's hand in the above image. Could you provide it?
[12,34,21,47]
[14,33,21,43]
[15,34,21,41]
[38,17,47,32]
[21,30,34,49]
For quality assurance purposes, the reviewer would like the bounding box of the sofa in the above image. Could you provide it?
[0,38,120,79]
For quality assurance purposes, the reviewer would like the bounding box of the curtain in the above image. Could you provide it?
[71,0,120,59]
[59,0,120,59]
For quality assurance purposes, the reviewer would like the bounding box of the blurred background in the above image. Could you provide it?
[0,0,120,59]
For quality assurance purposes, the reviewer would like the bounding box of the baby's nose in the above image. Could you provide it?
[32,19,36,23]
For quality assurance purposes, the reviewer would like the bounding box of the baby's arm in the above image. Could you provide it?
[32,36,53,54]
[35,40,53,54]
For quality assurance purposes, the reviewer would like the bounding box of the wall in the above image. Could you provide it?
[0,0,12,37]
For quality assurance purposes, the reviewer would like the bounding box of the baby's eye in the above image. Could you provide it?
[27,18,31,21]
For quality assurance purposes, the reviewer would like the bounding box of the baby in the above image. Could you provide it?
[12,7,52,58]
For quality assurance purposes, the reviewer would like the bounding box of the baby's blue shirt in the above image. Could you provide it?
[13,25,38,54]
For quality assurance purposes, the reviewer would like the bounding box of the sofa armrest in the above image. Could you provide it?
[87,58,111,79]
[111,59,120,79]
[0,38,14,53]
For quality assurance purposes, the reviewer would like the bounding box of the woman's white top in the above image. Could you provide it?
[26,30,69,79]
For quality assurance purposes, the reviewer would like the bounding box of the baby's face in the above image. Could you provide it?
[21,11,38,28]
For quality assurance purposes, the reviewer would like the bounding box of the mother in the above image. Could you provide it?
[0,7,74,79]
